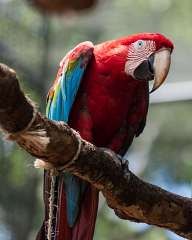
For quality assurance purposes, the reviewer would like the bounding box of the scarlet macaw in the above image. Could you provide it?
[37,33,173,240]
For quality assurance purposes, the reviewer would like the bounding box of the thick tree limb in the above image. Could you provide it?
[0,63,192,239]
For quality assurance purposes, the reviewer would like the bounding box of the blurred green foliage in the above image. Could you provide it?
[0,0,191,239]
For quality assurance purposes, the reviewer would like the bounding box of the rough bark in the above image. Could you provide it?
[0,63,192,239]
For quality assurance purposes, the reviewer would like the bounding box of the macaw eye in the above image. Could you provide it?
[133,40,146,49]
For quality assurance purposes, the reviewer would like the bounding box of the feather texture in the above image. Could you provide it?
[38,33,173,240]
[46,41,94,227]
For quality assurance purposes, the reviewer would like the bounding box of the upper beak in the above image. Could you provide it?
[150,48,171,93]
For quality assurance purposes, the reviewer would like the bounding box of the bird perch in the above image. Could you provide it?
[0,63,192,239]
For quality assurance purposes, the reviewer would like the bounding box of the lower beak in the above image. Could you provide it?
[150,48,171,93]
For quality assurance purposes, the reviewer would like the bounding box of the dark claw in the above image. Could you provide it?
[117,154,129,173]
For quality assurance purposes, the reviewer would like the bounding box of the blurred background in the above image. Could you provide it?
[0,0,192,239]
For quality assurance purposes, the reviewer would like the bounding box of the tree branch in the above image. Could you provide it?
[0,63,192,239]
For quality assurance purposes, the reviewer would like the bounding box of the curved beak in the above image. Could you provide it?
[150,48,171,93]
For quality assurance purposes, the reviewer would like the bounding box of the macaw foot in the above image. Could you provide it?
[99,147,130,178]
[117,154,129,176]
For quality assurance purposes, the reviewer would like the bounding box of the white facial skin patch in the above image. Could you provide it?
[125,40,156,78]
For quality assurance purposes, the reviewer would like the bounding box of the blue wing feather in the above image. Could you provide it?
[46,42,94,227]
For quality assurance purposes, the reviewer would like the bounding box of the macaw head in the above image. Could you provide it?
[120,33,174,92]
